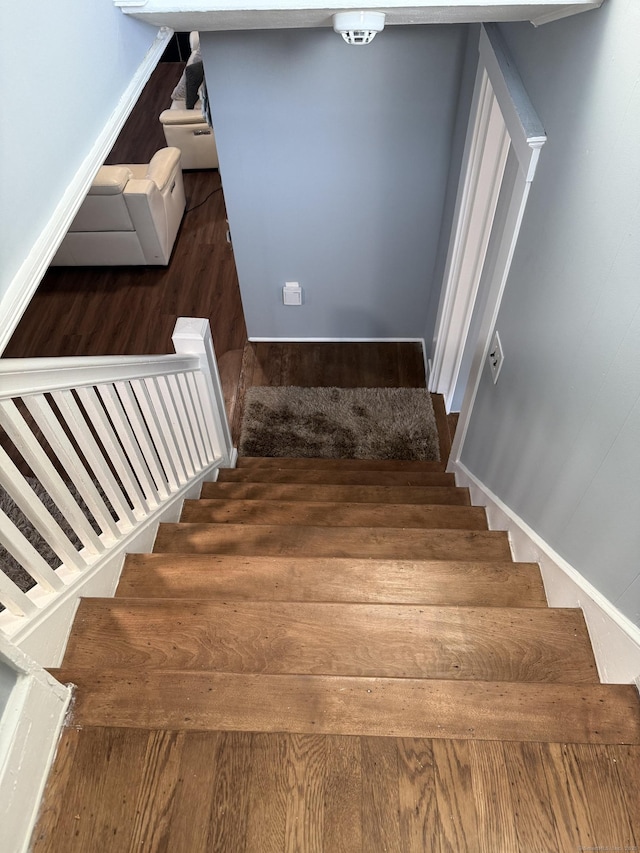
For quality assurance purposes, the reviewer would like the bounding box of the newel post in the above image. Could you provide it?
[172,318,234,468]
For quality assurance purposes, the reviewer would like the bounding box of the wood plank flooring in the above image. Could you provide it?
[35,454,640,851]
[117,554,548,607]
[32,728,640,853]
[61,599,598,682]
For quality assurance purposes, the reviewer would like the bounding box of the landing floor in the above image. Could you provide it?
[33,727,640,852]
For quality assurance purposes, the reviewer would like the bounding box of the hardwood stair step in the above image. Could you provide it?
[217,468,456,487]
[118,555,548,607]
[153,523,512,561]
[62,599,598,683]
[236,457,446,472]
[180,500,488,530]
[49,669,640,745]
[200,481,471,505]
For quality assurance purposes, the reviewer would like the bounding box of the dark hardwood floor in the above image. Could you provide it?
[4,62,246,362]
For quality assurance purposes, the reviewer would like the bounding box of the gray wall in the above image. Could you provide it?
[200,26,467,340]
[0,662,17,717]
[460,0,640,627]
[0,1,158,339]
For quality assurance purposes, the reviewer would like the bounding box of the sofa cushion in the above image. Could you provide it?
[185,61,205,110]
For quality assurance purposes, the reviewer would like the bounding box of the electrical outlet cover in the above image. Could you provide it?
[283,282,302,306]
[489,330,504,383]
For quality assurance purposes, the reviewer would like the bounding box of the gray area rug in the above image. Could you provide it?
[239,386,440,461]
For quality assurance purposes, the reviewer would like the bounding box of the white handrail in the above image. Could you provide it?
[0,353,199,399]
[0,318,233,650]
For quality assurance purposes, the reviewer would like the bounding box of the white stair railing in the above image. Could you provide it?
[0,318,233,656]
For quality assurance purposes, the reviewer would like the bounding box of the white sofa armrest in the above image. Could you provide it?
[146,146,181,191]
[160,106,206,126]
[88,166,132,195]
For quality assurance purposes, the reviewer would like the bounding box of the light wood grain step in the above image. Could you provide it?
[180,500,488,530]
[50,669,640,744]
[118,555,548,607]
[217,469,456,487]
[62,599,598,683]
[200,481,471,505]
[153,523,512,561]
[236,457,446,472]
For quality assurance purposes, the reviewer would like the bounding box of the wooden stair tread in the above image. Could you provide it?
[50,669,640,745]
[217,468,456,487]
[118,554,548,607]
[180,499,488,529]
[62,599,598,683]
[200,481,471,505]
[153,523,513,561]
[237,457,446,472]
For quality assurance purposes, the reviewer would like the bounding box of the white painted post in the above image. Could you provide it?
[172,318,234,468]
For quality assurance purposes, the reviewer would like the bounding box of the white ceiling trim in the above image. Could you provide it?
[114,0,603,31]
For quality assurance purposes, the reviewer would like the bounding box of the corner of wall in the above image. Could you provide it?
[452,459,640,684]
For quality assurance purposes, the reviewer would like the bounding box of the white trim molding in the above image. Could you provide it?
[0,638,71,853]
[430,24,546,416]
[0,27,172,356]
[114,1,604,32]
[248,337,426,343]
[452,461,640,685]
[429,67,510,411]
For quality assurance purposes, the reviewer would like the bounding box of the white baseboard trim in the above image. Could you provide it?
[452,460,640,684]
[1,462,217,667]
[0,27,172,356]
[248,337,426,344]
[0,647,71,853]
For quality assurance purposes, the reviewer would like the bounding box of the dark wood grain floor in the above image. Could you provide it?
[4,62,246,361]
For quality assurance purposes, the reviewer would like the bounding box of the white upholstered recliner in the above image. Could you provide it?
[159,32,218,170]
[52,147,186,266]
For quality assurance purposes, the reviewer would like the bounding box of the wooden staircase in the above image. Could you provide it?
[52,456,639,741]
[37,456,640,851]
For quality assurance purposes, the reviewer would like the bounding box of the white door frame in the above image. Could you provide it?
[429,24,546,417]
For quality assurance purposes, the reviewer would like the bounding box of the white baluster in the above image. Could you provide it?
[0,569,38,617]
[176,372,207,469]
[23,395,121,544]
[142,377,188,485]
[159,374,196,477]
[0,446,85,573]
[95,384,160,509]
[185,371,215,463]
[0,400,104,556]
[129,379,180,491]
[75,386,149,519]
[53,390,136,530]
[114,382,169,500]
[0,511,64,593]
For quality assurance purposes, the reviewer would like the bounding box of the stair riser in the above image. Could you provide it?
[236,457,446,472]
[180,500,488,530]
[63,600,598,684]
[200,482,471,505]
[153,524,513,561]
[217,470,456,487]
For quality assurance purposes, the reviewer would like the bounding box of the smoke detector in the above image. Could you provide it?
[332,11,386,45]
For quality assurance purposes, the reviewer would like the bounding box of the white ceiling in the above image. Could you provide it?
[114,0,603,31]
